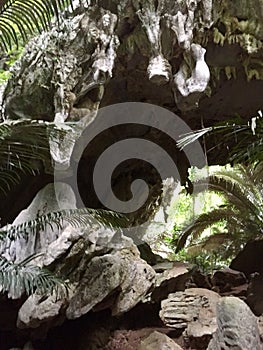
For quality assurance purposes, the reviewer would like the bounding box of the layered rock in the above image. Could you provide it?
[160,288,220,349]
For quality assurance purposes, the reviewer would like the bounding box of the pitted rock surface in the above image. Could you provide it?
[207,296,262,350]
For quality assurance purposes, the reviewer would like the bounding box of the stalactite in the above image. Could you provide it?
[136,0,172,85]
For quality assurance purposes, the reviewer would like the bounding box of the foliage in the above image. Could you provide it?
[0,207,127,242]
[0,69,11,84]
[177,111,263,164]
[0,254,68,298]
[0,119,67,195]
[0,0,76,52]
[0,119,128,298]
[175,249,231,274]
[174,163,263,262]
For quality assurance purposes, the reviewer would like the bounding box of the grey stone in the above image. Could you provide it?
[137,331,183,350]
[207,296,262,350]
[66,246,156,319]
[1,182,76,265]
[17,293,69,330]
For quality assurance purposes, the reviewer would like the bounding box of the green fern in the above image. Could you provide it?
[0,254,69,298]
[0,0,76,51]
[177,112,263,164]
[0,207,128,241]
[175,163,263,257]
[0,119,68,194]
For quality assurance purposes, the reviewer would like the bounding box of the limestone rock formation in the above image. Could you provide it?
[137,331,183,350]
[0,182,77,266]
[66,246,156,319]
[160,288,220,348]
[207,296,262,350]
[151,261,192,302]
[17,293,68,331]
[1,0,263,349]
[2,0,214,120]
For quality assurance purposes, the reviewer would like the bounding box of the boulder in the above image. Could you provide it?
[151,261,192,302]
[247,272,263,316]
[137,331,183,350]
[1,182,77,265]
[207,296,262,350]
[160,288,220,349]
[211,267,248,296]
[212,267,247,288]
[17,293,69,330]
[230,240,263,276]
[66,246,156,319]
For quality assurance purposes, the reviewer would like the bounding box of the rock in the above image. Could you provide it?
[22,343,35,350]
[42,225,84,267]
[137,331,183,350]
[230,239,263,277]
[66,246,156,319]
[137,242,159,265]
[191,269,212,289]
[160,288,220,349]
[211,267,247,294]
[207,296,262,350]
[212,267,247,287]
[151,261,192,302]
[1,182,77,265]
[247,272,263,316]
[17,293,68,330]
[258,314,263,338]
[9,343,36,350]
[174,43,210,110]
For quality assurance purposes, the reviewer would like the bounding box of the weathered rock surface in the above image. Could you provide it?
[66,246,155,318]
[151,261,192,302]
[1,182,77,265]
[17,293,68,330]
[207,296,262,350]
[160,288,220,349]
[3,0,263,173]
[211,267,248,297]
[8,343,35,350]
[137,331,183,350]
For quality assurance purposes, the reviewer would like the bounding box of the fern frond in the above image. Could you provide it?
[0,0,76,51]
[0,119,67,195]
[175,207,241,253]
[0,255,68,299]
[0,207,128,241]
[193,175,261,221]
[186,233,231,255]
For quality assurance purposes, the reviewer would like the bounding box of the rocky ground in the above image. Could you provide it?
[0,183,263,350]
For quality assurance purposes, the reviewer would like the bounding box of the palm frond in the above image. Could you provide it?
[177,123,247,150]
[186,233,231,255]
[0,207,129,241]
[193,174,261,222]
[0,119,67,194]
[175,162,263,258]
[177,112,263,164]
[177,127,213,150]
[0,255,68,299]
[175,207,240,253]
[0,0,76,51]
